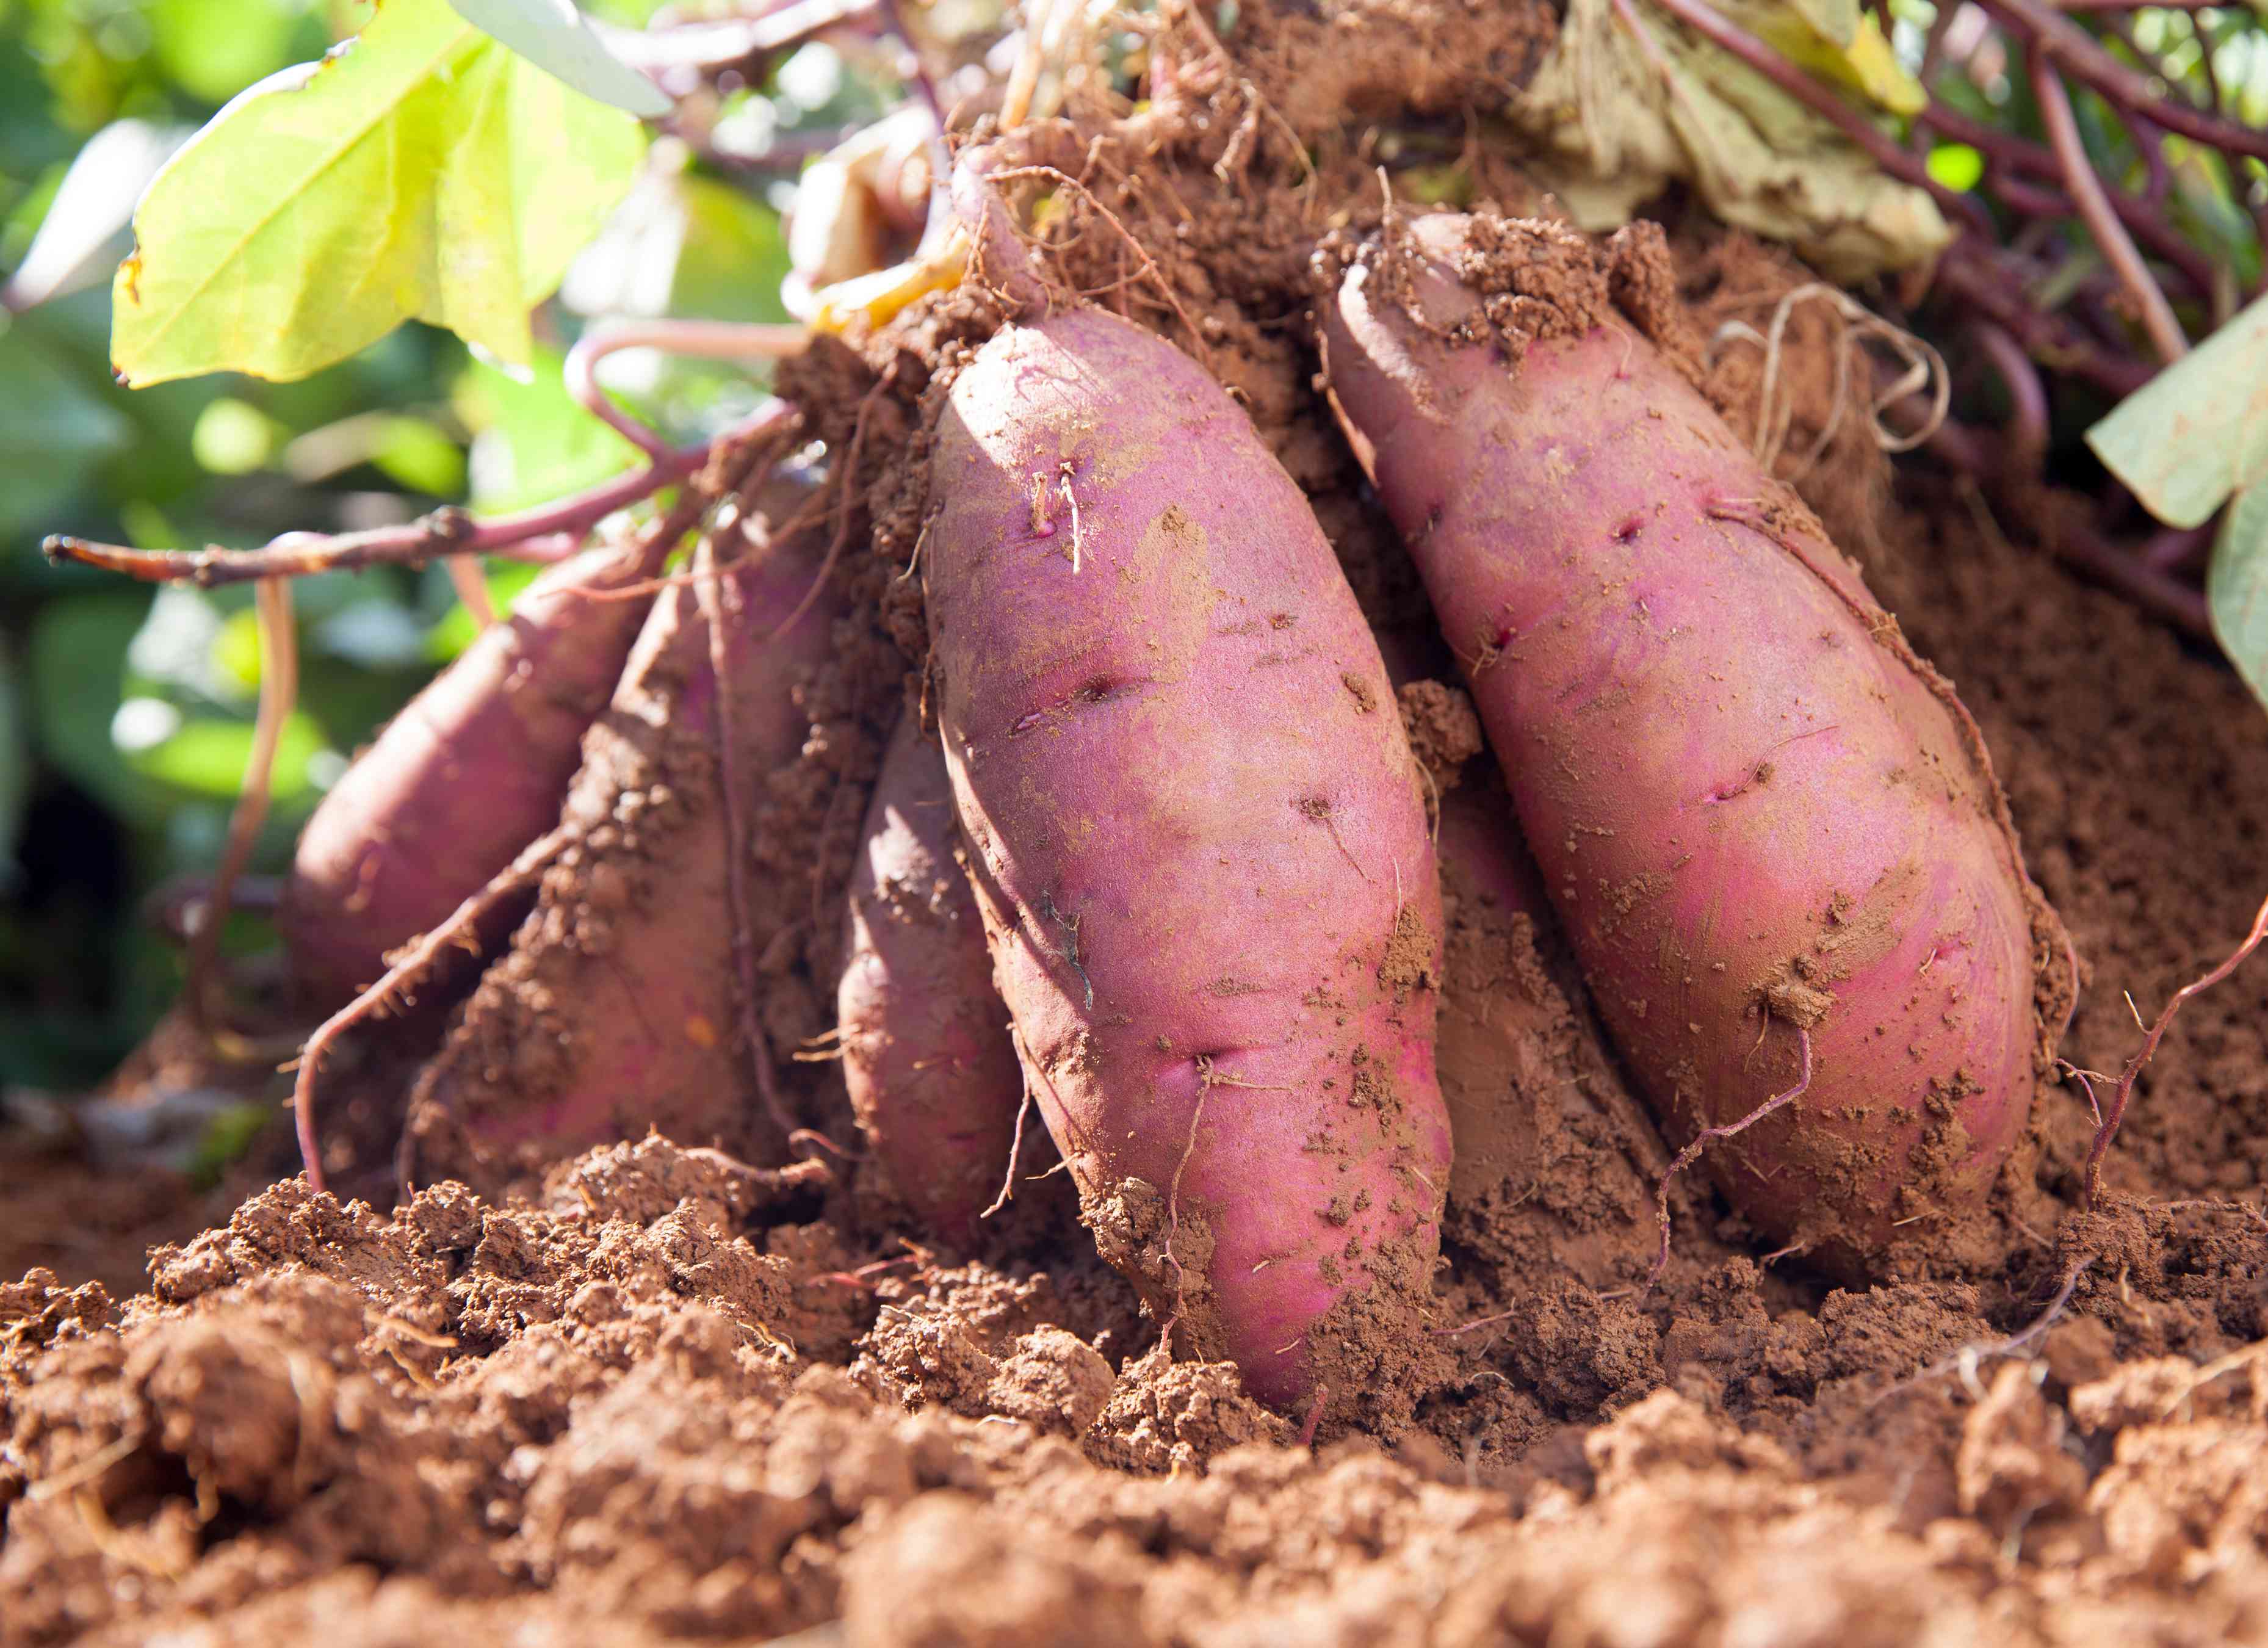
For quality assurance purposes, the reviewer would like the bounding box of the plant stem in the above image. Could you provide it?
[1934,239,2156,398]
[609,0,881,78]
[1921,100,2217,300]
[1970,319,2051,466]
[45,401,796,590]
[187,577,295,1048]
[2031,45,2189,363]
[1983,0,2268,164]
[2055,523,2212,634]
[565,320,807,460]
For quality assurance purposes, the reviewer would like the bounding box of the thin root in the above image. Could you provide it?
[292,821,576,1192]
[988,163,1216,372]
[983,1044,1040,1220]
[1648,1025,1813,1292]
[2156,1339,2268,1422]
[1709,283,1950,479]
[1158,1058,1291,1342]
[1158,1062,1217,1344]
[2084,884,2268,1207]
[1431,1306,1519,1338]
[187,577,297,1057]
[775,366,892,641]
[1057,469,1086,572]
[446,558,498,629]
[790,1126,866,1163]
[1871,1256,2093,1409]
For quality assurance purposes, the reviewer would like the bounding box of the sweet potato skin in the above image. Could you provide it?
[403,522,840,1193]
[925,305,1450,1411]
[279,546,656,1007]
[839,713,1020,1239]
[1323,214,2056,1274]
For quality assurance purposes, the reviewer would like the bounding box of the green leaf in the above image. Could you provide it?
[0,641,27,875]
[2210,481,2268,713]
[2086,291,2268,529]
[28,591,171,829]
[1925,142,1984,193]
[190,396,283,474]
[0,325,133,537]
[110,0,646,388]
[128,708,327,800]
[214,607,265,696]
[454,342,639,513]
[445,0,671,117]
[671,174,792,323]
[148,0,320,108]
[369,413,468,495]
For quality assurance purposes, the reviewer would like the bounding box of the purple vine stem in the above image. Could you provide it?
[46,400,796,589]
[2030,42,2188,364]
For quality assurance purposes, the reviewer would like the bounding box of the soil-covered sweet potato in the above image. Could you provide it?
[1321,212,2068,1276]
[924,299,1451,1417]
[277,544,657,1008]
[403,510,842,1195]
[838,712,1020,1240]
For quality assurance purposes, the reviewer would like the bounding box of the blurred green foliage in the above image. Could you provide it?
[0,0,806,1091]
[1887,0,2268,299]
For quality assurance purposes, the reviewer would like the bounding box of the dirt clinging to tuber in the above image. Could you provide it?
[7,0,2268,1641]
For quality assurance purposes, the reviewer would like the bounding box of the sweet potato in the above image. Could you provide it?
[838,712,1020,1239]
[278,544,658,1008]
[925,300,1450,1414]
[403,505,843,1194]
[1431,767,1743,1297]
[1321,213,2065,1275]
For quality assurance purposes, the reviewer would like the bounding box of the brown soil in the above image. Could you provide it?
[10,0,2268,1641]
[9,488,2268,1639]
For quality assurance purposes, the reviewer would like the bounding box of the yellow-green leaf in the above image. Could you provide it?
[112,0,646,388]
[2087,291,2268,530]
[2211,482,2268,714]
[1720,0,1926,117]
[1507,0,1949,283]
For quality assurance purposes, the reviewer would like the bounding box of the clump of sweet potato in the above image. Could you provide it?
[405,507,843,1195]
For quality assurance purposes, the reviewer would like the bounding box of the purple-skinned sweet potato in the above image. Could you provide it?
[1321,213,2069,1276]
[925,300,1451,1416]
[838,712,1020,1240]
[278,543,659,1008]
[403,501,843,1195]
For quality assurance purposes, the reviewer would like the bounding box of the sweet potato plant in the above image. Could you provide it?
[40,0,2268,1417]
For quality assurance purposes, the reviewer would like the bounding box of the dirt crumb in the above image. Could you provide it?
[1398,678,1484,795]
[1086,1344,1296,1474]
